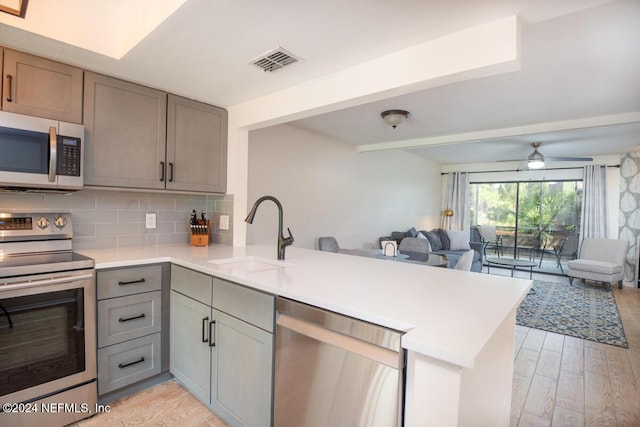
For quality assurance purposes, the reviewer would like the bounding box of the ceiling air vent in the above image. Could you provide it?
[251,48,300,72]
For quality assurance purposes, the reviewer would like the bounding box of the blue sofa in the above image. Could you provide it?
[379,227,483,272]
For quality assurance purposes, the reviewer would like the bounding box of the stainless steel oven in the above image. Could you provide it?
[0,212,96,427]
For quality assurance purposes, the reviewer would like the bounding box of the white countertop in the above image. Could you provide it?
[79,243,531,369]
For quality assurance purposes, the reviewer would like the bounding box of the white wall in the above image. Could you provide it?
[247,124,442,250]
[228,17,520,245]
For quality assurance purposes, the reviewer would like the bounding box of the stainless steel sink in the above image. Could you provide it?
[208,256,294,273]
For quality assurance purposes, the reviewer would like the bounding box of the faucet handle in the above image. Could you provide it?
[285,227,294,244]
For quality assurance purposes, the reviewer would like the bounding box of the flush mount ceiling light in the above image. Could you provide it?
[380,110,410,129]
[527,142,545,169]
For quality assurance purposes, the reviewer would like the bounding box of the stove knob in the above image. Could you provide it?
[54,216,67,229]
[37,216,50,230]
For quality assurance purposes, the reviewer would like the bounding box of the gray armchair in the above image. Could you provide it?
[567,238,628,289]
[398,237,430,262]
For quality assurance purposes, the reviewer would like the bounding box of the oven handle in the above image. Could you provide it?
[1,273,93,291]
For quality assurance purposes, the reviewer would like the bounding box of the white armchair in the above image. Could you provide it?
[567,238,628,289]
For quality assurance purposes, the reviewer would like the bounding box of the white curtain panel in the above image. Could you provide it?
[580,165,608,239]
[444,172,469,231]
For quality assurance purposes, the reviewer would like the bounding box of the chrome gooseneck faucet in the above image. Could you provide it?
[245,195,294,260]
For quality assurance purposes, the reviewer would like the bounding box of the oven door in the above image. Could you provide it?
[0,270,96,405]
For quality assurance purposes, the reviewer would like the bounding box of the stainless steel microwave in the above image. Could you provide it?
[0,111,84,192]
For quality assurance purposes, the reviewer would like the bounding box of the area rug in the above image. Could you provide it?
[516,280,628,348]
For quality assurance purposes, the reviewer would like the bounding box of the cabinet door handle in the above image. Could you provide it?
[169,162,174,182]
[202,316,209,343]
[118,357,145,369]
[6,74,12,102]
[48,126,57,183]
[208,320,216,347]
[160,161,165,182]
[118,278,146,286]
[119,313,145,322]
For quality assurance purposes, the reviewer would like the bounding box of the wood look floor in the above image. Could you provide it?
[73,380,228,427]
[73,269,639,427]
[506,271,640,426]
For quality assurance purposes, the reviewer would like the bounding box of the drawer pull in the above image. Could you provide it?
[208,320,216,347]
[118,278,146,286]
[118,357,145,369]
[119,313,146,322]
[202,316,209,343]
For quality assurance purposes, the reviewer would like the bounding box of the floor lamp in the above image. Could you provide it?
[441,209,454,229]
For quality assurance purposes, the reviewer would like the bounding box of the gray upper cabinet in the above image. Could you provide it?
[83,73,227,193]
[83,72,167,189]
[166,95,227,193]
[2,49,83,123]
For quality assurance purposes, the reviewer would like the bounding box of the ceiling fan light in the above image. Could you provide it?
[527,145,545,169]
[381,110,409,129]
[528,159,545,169]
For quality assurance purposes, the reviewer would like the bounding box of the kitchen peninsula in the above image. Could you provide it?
[80,243,531,426]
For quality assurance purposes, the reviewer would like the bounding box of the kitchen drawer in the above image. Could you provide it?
[171,264,212,306]
[98,291,161,348]
[98,264,162,300]
[213,278,275,332]
[97,333,161,395]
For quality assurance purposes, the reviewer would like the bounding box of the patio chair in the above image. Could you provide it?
[478,225,503,258]
[567,238,628,289]
[538,231,572,273]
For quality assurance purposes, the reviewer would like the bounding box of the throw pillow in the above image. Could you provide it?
[438,229,450,250]
[391,231,406,244]
[406,227,418,238]
[424,231,442,251]
[447,230,471,251]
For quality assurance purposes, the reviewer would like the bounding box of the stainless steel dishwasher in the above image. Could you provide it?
[274,297,405,427]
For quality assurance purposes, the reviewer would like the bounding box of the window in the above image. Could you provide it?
[470,180,582,274]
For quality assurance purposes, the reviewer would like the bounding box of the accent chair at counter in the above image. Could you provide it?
[318,236,340,252]
[453,250,475,271]
[398,237,430,262]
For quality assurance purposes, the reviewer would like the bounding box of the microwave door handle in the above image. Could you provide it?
[48,126,57,182]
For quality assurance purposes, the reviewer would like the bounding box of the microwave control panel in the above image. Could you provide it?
[57,136,81,176]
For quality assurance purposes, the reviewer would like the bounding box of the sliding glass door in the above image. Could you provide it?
[470,180,582,274]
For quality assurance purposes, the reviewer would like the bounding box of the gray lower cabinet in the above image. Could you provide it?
[97,264,168,396]
[212,309,273,427]
[170,265,274,427]
[170,290,212,403]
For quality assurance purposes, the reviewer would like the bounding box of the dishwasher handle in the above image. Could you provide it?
[277,313,402,369]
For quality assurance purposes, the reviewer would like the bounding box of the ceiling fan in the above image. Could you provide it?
[504,143,593,169]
